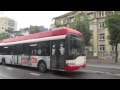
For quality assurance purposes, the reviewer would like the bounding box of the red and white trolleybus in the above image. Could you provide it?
[0,27,86,72]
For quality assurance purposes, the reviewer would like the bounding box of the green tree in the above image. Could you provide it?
[29,25,46,34]
[5,29,14,37]
[14,32,23,36]
[11,31,23,37]
[105,12,120,63]
[0,32,10,41]
[5,28,14,33]
[69,12,92,51]
[29,25,40,34]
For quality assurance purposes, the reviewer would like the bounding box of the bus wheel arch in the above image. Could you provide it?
[2,58,6,65]
[37,60,47,73]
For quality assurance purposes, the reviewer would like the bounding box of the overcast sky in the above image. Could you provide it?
[0,11,70,30]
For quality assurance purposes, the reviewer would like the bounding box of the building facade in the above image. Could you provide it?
[53,11,120,60]
[0,17,17,33]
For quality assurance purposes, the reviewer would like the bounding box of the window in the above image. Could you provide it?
[98,23,102,29]
[8,27,14,32]
[102,12,104,17]
[98,22,106,29]
[69,17,74,23]
[99,45,105,51]
[66,35,84,59]
[14,45,22,55]
[63,19,67,24]
[22,44,30,55]
[99,34,105,40]
[8,19,14,27]
[0,46,5,55]
[90,25,93,30]
[38,41,50,56]
[105,12,108,16]
[89,14,94,19]
[99,12,101,18]
[100,11,106,17]
[1,46,14,55]
[98,11,105,18]
[94,12,96,18]
[103,22,106,28]
[29,43,38,55]
[89,21,93,30]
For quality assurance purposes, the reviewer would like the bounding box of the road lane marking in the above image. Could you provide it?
[80,69,111,74]
[87,65,120,70]
[6,68,13,70]
[80,69,120,77]
[30,73,40,76]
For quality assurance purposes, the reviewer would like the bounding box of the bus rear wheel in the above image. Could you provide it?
[38,61,47,73]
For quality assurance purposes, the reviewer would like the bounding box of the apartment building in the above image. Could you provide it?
[53,11,120,60]
[0,17,17,33]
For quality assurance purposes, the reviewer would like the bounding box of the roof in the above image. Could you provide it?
[0,27,82,44]
[53,11,78,19]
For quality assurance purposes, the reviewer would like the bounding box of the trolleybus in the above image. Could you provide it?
[0,27,86,73]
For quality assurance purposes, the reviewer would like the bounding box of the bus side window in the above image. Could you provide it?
[4,46,14,55]
[38,49,41,55]
[38,41,50,56]
[31,50,37,55]
[59,43,65,56]
[22,44,30,55]
[29,43,38,56]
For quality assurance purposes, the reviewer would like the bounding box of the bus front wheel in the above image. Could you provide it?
[38,61,47,73]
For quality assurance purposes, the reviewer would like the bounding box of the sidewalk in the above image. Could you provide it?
[87,58,120,65]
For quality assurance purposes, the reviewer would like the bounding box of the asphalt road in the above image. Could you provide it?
[0,63,120,79]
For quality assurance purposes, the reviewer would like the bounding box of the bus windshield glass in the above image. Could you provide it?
[66,34,84,59]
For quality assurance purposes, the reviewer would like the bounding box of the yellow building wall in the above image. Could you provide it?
[93,19,98,57]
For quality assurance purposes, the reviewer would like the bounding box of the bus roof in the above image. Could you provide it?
[1,27,82,43]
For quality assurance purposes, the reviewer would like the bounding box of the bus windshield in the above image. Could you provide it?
[66,35,84,59]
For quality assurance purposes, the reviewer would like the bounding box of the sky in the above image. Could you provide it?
[0,11,70,30]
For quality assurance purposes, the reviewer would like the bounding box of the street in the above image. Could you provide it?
[0,63,120,79]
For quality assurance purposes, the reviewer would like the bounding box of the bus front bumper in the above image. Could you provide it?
[65,64,86,72]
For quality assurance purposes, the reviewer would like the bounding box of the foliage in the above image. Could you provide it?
[105,12,120,63]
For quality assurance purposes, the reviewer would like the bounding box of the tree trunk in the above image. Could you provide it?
[115,43,118,63]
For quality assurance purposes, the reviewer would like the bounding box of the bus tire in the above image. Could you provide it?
[2,58,6,66]
[38,61,47,73]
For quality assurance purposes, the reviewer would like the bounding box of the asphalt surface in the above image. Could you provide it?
[0,63,120,79]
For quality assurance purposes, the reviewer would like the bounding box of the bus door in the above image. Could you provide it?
[51,40,65,70]
[14,45,22,65]
[21,44,31,66]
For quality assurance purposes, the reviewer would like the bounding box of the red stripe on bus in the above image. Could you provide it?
[65,64,86,72]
